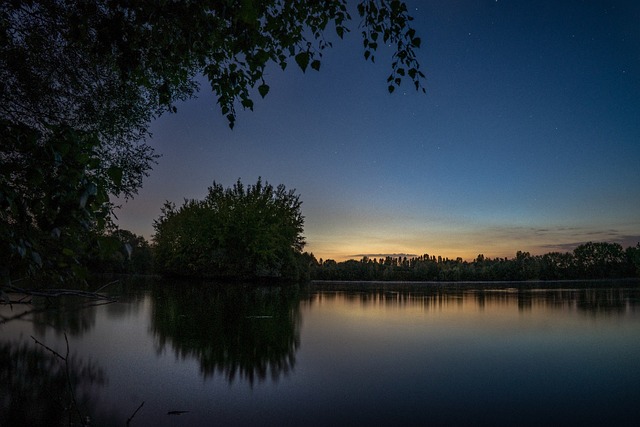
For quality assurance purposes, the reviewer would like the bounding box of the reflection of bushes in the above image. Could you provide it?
[151,282,301,385]
[0,340,105,426]
[305,283,640,315]
[30,296,98,337]
[22,277,150,337]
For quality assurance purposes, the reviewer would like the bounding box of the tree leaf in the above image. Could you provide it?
[31,251,42,267]
[226,114,235,129]
[241,98,254,110]
[295,52,310,72]
[79,182,98,208]
[258,83,270,98]
[310,59,321,71]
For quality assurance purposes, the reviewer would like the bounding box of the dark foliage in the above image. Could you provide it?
[1,122,123,284]
[0,341,105,426]
[311,242,640,282]
[153,178,307,281]
[150,282,300,385]
[83,229,154,275]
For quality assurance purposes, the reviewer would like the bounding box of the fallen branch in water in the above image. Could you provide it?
[0,307,38,324]
[127,401,145,426]
[167,410,189,415]
[93,279,120,293]
[3,283,117,302]
[0,299,115,326]
[31,333,85,425]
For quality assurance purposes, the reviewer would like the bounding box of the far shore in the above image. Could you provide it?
[309,278,640,289]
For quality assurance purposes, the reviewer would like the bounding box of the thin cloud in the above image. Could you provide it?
[540,235,640,253]
[348,253,418,259]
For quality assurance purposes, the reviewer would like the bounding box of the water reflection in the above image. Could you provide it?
[0,340,105,427]
[29,297,101,337]
[305,283,640,316]
[1,280,639,426]
[150,282,301,385]
[2,278,150,338]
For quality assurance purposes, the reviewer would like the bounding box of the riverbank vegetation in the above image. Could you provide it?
[311,242,640,282]
[81,232,639,283]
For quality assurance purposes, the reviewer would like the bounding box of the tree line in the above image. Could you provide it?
[311,242,640,282]
[26,173,636,284]
[87,229,640,283]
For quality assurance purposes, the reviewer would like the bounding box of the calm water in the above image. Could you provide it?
[2,279,640,426]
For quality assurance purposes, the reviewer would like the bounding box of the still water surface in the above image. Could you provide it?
[2,279,640,426]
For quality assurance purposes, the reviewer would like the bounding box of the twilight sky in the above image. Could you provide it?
[116,0,640,262]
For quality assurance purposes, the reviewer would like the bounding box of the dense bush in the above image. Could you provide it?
[153,178,307,281]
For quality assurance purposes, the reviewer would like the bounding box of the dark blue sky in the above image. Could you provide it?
[117,0,640,261]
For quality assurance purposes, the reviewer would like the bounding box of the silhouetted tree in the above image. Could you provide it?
[573,242,627,279]
[311,243,639,282]
[153,178,306,281]
[539,251,576,280]
[626,244,640,277]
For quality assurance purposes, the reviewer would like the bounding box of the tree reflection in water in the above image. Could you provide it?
[0,340,105,427]
[304,282,640,315]
[150,282,301,385]
[29,296,100,337]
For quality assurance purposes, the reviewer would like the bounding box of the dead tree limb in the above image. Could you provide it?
[4,284,117,302]
[126,401,145,426]
[31,333,85,425]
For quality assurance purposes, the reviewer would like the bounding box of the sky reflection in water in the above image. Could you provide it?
[1,281,639,426]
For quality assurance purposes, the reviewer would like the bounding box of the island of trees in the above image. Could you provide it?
[152,178,307,281]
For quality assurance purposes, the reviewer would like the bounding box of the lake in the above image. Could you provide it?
[2,278,640,426]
